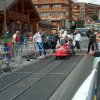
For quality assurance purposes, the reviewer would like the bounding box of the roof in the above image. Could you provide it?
[0,0,40,20]
[0,0,16,11]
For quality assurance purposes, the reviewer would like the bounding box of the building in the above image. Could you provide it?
[72,3,80,21]
[33,0,73,28]
[72,2,100,22]
[99,10,100,20]
[78,3,86,20]
[85,3,99,19]
[0,0,40,35]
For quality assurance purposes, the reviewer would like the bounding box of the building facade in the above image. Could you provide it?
[33,0,73,28]
[72,3,80,21]
[99,10,100,20]
[72,2,100,22]
[85,3,99,18]
[0,0,40,35]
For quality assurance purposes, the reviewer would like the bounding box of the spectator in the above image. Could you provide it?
[59,31,65,45]
[74,30,81,51]
[54,32,59,43]
[12,31,20,53]
[41,29,49,50]
[89,31,100,57]
[12,31,20,44]
[5,30,10,43]
[87,28,96,53]
[48,32,56,52]
[19,33,24,44]
[63,31,69,43]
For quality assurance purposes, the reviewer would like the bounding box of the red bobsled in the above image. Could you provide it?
[54,43,71,59]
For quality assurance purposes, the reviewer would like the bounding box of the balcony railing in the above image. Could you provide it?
[36,7,67,12]
[33,0,68,5]
[40,15,71,20]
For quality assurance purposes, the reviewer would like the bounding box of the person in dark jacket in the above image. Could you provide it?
[89,31,100,57]
[19,33,24,44]
[48,32,56,52]
[87,28,96,53]
[41,29,48,50]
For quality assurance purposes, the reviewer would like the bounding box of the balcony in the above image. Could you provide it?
[74,13,79,16]
[33,0,68,5]
[37,7,67,12]
[40,15,70,20]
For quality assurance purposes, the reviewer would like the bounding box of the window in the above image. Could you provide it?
[53,4,61,7]
[41,5,49,8]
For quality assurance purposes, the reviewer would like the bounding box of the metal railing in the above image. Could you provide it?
[0,41,38,74]
[0,41,53,74]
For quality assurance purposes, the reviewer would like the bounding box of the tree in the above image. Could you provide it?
[75,20,85,28]
[91,14,98,21]
[70,24,76,31]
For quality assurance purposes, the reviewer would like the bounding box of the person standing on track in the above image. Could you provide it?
[33,31,46,58]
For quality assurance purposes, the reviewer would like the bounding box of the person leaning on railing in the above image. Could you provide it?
[89,31,100,57]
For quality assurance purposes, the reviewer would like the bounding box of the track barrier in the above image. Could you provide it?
[72,57,100,100]
[0,41,53,74]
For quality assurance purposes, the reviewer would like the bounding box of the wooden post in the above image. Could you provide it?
[36,22,39,32]
[21,1,24,33]
[28,10,30,32]
[15,2,17,31]
[4,0,7,35]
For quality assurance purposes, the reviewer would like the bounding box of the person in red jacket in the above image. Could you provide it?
[12,31,20,54]
[12,31,20,43]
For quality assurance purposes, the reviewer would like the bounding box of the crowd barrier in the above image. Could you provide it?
[0,41,38,74]
[0,41,53,74]
[72,57,100,100]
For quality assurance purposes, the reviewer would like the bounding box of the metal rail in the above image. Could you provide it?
[10,60,65,100]
[0,57,54,92]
